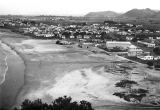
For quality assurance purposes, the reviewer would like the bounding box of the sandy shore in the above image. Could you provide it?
[0,42,25,109]
[1,30,160,110]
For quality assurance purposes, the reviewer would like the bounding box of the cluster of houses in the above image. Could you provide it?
[1,18,160,61]
[106,41,160,60]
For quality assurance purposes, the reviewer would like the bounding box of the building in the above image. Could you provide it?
[127,45,143,56]
[154,56,160,60]
[137,55,154,60]
[137,40,155,47]
[125,36,134,41]
[106,41,132,49]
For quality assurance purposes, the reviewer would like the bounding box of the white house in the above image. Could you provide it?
[156,37,160,39]
[127,45,143,56]
[137,55,154,60]
[153,56,160,60]
[69,35,75,38]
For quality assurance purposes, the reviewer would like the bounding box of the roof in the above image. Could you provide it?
[106,41,131,44]
[106,41,131,48]
[129,49,143,52]
[128,45,137,49]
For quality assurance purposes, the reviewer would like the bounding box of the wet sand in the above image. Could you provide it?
[0,42,25,109]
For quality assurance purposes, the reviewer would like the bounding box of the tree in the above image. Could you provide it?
[20,96,94,110]
[131,37,138,42]
[30,21,36,25]
[153,47,160,55]
[147,61,154,68]
[154,65,160,70]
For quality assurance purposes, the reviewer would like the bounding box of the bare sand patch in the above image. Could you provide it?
[16,39,66,53]
[24,68,126,104]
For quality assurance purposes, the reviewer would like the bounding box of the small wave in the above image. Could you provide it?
[0,43,8,85]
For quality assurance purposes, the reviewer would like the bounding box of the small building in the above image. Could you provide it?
[126,36,134,41]
[154,56,160,60]
[137,40,155,47]
[69,35,75,39]
[83,35,91,39]
[156,37,160,39]
[78,42,93,49]
[127,45,143,56]
[137,55,154,60]
[77,35,83,39]
[106,41,132,49]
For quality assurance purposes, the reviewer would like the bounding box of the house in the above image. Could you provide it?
[96,35,101,38]
[106,41,132,49]
[156,37,160,39]
[137,55,154,60]
[147,43,156,47]
[69,35,75,39]
[137,40,155,47]
[127,45,143,56]
[61,35,66,39]
[154,56,160,60]
[78,42,93,49]
[125,36,134,41]
[77,35,82,39]
[83,35,91,39]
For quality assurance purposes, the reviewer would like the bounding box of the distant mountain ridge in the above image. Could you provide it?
[118,8,156,18]
[149,11,160,18]
[84,8,160,18]
[84,11,121,18]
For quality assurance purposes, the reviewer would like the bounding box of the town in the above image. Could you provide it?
[0,17,160,69]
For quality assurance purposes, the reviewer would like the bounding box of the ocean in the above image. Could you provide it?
[0,41,8,85]
[0,40,25,109]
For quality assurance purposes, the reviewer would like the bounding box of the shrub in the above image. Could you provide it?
[154,65,160,70]
[20,96,94,110]
[115,80,138,88]
[147,61,154,68]
[153,47,160,55]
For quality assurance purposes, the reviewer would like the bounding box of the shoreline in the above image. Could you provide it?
[0,43,8,85]
[0,39,25,109]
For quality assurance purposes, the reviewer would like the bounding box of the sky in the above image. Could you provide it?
[0,0,160,16]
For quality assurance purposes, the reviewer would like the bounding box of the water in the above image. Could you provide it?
[0,40,25,109]
[0,41,8,85]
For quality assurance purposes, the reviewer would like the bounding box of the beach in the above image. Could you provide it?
[0,40,25,109]
[1,30,160,110]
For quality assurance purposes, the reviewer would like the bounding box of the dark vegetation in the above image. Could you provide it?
[147,61,154,68]
[9,96,94,110]
[154,65,160,70]
[115,80,138,88]
[153,47,160,55]
[114,80,149,103]
[113,92,147,102]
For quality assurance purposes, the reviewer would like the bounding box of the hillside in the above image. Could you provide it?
[85,11,121,18]
[118,8,156,18]
[149,11,160,18]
